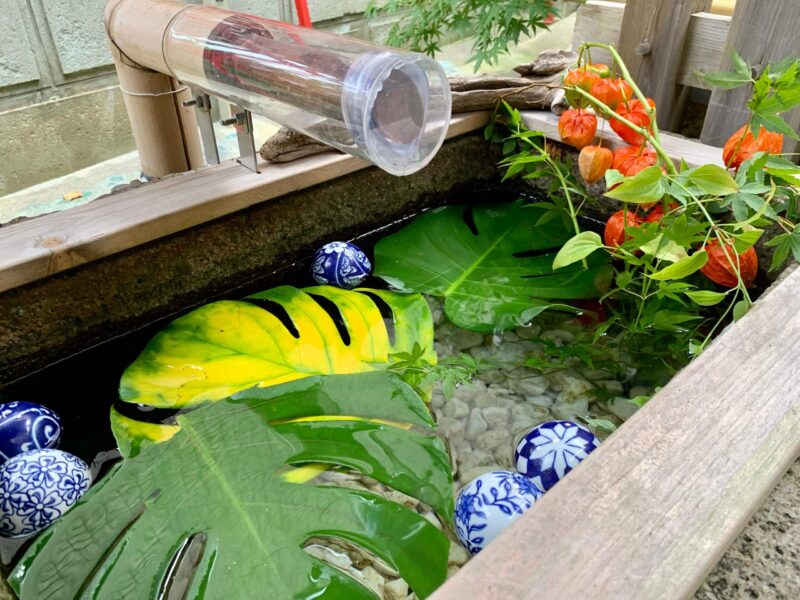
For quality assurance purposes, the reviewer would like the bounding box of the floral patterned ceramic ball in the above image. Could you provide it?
[0,449,92,538]
[0,401,62,464]
[454,470,543,555]
[514,420,599,492]
[311,241,372,289]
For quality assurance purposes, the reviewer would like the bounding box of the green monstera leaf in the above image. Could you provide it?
[374,201,612,332]
[112,286,434,456]
[10,372,453,600]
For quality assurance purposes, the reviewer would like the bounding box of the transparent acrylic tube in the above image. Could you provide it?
[164,7,451,175]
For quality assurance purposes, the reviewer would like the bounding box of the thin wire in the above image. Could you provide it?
[120,85,189,97]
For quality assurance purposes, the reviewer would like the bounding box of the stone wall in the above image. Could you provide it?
[0,0,399,196]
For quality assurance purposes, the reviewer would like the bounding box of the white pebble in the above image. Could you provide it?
[465,408,488,439]
[385,578,410,600]
[482,406,509,429]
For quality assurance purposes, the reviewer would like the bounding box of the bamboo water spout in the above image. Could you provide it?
[105,0,451,176]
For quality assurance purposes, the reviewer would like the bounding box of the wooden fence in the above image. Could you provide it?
[571,0,800,151]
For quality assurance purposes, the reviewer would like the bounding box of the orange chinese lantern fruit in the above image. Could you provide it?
[581,63,611,78]
[644,202,680,223]
[563,69,601,107]
[589,77,633,111]
[611,144,657,177]
[558,109,597,149]
[610,98,655,146]
[700,240,758,288]
[578,145,613,183]
[604,210,642,248]
[722,125,784,169]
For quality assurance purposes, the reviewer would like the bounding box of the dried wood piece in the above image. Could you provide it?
[513,49,578,76]
[259,128,339,163]
[448,74,538,92]
[452,86,565,113]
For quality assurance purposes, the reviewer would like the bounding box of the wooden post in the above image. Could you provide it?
[617,0,712,131]
[701,0,800,154]
[106,0,203,178]
[112,53,192,178]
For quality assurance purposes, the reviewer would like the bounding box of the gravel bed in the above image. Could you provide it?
[304,296,650,599]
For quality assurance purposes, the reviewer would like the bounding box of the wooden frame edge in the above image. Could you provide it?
[432,270,800,599]
[0,111,490,294]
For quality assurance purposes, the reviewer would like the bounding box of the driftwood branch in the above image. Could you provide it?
[259,49,577,164]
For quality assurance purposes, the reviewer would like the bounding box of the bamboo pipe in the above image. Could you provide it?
[106,0,199,177]
[105,0,451,176]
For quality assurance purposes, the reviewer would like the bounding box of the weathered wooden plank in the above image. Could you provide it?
[573,2,731,91]
[0,111,490,294]
[701,0,800,153]
[572,0,625,67]
[617,0,712,130]
[433,263,800,600]
[521,110,724,167]
[677,12,730,89]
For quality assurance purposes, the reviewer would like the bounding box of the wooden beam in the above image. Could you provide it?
[701,0,800,153]
[573,2,731,90]
[676,12,730,89]
[521,110,724,167]
[433,263,800,600]
[617,0,713,130]
[572,0,626,67]
[0,112,490,295]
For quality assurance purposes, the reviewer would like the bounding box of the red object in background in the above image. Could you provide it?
[570,299,608,327]
[295,0,312,27]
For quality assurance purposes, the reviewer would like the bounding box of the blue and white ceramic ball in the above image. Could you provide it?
[0,449,91,538]
[311,241,372,289]
[0,402,62,464]
[454,470,543,555]
[514,420,599,492]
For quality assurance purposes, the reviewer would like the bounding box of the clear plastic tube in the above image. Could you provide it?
[164,7,451,175]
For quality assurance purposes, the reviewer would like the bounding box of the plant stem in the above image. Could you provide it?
[569,87,678,175]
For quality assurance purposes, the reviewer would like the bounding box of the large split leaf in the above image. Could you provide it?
[112,286,434,455]
[374,201,612,332]
[10,372,453,600]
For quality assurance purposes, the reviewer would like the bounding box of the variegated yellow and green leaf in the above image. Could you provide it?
[113,286,434,454]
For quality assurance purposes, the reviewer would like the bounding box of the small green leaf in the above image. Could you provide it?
[605,166,666,204]
[698,69,751,89]
[579,416,617,433]
[639,234,688,263]
[731,229,763,253]
[733,300,750,321]
[615,269,633,289]
[729,48,751,79]
[685,290,727,306]
[553,231,603,269]
[687,165,739,196]
[649,251,708,281]
[752,112,800,140]
[604,169,625,189]
[629,395,651,408]
[653,310,703,331]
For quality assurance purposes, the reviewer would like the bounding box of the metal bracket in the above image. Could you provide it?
[182,92,220,166]
[221,108,259,174]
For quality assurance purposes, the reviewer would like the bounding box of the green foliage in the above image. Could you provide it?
[489,44,800,384]
[373,200,612,333]
[701,49,800,140]
[388,342,497,400]
[365,0,561,71]
[10,372,453,600]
